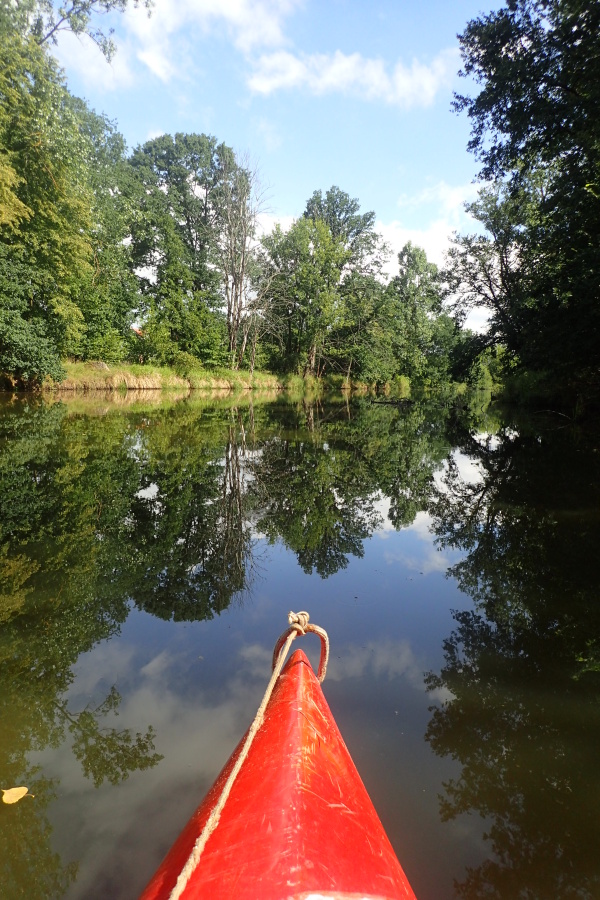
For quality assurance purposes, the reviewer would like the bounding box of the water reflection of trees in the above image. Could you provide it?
[426,418,600,899]
[251,400,451,575]
[0,395,454,894]
[0,397,457,626]
[124,409,257,620]
[252,434,380,576]
[0,400,162,896]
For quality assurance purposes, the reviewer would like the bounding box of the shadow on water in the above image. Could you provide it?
[425,412,600,898]
[1,394,599,897]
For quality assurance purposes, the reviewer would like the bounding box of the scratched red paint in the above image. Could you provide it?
[139,649,417,900]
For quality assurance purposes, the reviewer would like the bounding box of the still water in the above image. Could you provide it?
[1,392,599,899]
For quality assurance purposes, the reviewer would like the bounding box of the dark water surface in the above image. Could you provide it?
[1,392,599,899]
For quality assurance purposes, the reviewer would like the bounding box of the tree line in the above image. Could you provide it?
[1,0,597,404]
[0,2,461,389]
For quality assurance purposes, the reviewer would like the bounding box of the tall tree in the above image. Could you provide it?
[211,152,266,366]
[0,27,93,383]
[70,99,139,362]
[454,0,600,183]
[453,0,600,389]
[385,242,449,383]
[302,186,392,380]
[0,0,152,383]
[303,185,379,265]
[127,133,229,366]
[259,217,349,375]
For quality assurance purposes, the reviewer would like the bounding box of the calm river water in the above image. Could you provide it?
[1,392,599,899]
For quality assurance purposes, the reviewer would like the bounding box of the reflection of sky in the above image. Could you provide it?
[32,504,486,900]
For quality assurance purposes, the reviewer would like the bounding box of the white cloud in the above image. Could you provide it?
[396,180,480,219]
[256,211,295,235]
[145,128,166,141]
[248,47,459,107]
[55,0,458,117]
[327,639,423,687]
[378,214,492,333]
[380,511,454,575]
[378,218,457,270]
[256,117,283,152]
[125,0,300,54]
[55,0,302,88]
[55,30,136,90]
[378,179,480,269]
[124,0,305,81]
[452,450,485,486]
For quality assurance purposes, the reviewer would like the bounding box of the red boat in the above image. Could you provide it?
[140,616,417,900]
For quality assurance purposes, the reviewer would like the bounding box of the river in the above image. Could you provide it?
[1,392,598,899]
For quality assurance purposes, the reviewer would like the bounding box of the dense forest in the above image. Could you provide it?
[0,0,598,408]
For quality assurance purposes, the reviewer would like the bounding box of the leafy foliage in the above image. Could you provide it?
[450,0,600,398]
[8,0,153,60]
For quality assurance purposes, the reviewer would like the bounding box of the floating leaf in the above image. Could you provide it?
[2,787,33,804]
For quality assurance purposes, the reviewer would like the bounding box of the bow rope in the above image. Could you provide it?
[169,611,329,900]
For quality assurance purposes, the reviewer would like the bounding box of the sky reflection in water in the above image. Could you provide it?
[2,396,599,900]
[39,530,473,900]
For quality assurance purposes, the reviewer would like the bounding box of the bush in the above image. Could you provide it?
[172,350,203,377]
[0,310,64,386]
[83,328,126,364]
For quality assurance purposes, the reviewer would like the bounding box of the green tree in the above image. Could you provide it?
[303,185,380,265]
[327,270,395,383]
[69,99,139,362]
[453,0,600,391]
[127,133,231,366]
[302,186,394,381]
[0,0,155,383]
[259,217,349,375]
[0,28,94,382]
[385,242,454,384]
[454,0,600,184]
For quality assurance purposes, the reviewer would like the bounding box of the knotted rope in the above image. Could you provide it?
[168,611,329,900]
[272,610,329,682]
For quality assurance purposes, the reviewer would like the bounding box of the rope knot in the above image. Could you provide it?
[288,610,310,634]
[273,611,329,683]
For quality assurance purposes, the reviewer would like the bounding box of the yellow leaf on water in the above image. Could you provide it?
[2,787,32,804]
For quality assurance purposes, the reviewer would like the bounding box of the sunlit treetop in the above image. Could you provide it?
[2,0,153,61]
[454,0,600,180]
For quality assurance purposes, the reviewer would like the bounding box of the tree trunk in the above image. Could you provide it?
[249,329,258,376]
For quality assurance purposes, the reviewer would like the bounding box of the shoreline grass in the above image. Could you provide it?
[38,361,284,394]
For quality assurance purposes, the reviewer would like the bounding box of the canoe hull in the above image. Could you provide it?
[140,648,417,899]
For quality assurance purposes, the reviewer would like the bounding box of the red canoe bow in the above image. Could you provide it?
[140,648,417,900]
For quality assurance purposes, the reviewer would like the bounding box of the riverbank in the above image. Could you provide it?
[4,360,459,404]
[38,361,285,394]
[35,362,395,399]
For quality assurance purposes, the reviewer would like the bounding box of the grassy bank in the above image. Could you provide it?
[8,361,476,407]
[40,361,284,395]
[40,362,401,399]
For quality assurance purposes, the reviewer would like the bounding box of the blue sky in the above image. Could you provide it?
[55,0,494,271]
